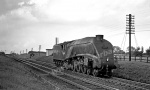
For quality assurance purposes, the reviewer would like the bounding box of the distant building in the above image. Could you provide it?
[0,52,5,56]
[46,49,53,56]
[28,51,46,57]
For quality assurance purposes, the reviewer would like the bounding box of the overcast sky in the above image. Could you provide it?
[0,0,150,54]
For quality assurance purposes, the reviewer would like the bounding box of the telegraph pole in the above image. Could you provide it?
[126,14,135,61]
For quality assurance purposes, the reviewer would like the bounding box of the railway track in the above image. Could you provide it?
[112,77,150,89]
[64,67,150,90]
[13,58,150,90]
[13,58,118,90]
[32,59,150,90]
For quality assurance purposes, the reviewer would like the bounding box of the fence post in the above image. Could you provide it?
[135,56,136,61]
[140,56,142,62]
[120,56,121,61]
[124,56,125,61]
[115,56,118,61]
[147,57,149,63]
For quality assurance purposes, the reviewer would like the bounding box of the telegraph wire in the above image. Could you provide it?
[136,23,150,26]
[120,33,127,50]
[105,29,150,38]
[106,31,125,38]
[123,33,127,52]
[134,34,139,48]
[135,30,150,32]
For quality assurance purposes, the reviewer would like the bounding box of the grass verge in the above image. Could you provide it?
[113,61,150,84]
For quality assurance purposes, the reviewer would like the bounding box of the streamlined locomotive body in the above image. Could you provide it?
[53,35,116,77]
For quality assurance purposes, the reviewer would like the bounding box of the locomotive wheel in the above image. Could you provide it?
[80,65,84,73]
[92,69,99,77]
[73,65,76,71]
[63,62,68,69]
[58,61,60,66]
[87,68,91,75]
[83,66,87,74]
[57,61,59,65]
[59,61,61,66]
[70,64,73,70]
[56,61,58,66]
[107,70,112,77]
[77,65,80,72]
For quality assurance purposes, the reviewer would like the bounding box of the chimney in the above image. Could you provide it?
[96,35,103,41]
[56,37,59,44]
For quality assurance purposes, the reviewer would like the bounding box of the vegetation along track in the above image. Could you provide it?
[13,58,118,90]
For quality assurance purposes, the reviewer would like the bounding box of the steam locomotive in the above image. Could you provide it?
[53,35,116,77]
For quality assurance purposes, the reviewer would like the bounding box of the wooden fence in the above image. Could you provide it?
[115,55,150,63]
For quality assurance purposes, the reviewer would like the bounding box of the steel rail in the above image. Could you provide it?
[23,58,150,90]
[63,68,150,90]
[15,58,120,90]
[14,58,94,90]
[102,78,150,90]
[62,71,119,90]
[112,77,150,90]
[28,60,119,90]
[14,58,61,90]
[113,77,150,86]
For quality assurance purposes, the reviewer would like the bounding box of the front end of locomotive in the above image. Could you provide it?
[94,35,116,76]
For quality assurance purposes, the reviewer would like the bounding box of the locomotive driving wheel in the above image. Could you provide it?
[92,69,99,77]
[80,65,84,73]
[73,65,76,72]
[63,62,68,69]
[107,70,112,77]
[83,66,87,74]
[70,64,73,70]
[87,68,91,75]
[76,65,80,72]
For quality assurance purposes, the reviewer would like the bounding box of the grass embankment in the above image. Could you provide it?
[0,55,54,90]
[113,61,150,84]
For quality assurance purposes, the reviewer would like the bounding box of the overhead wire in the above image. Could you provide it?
[122,33,127,52]
[135,30,150,32]
[106,31,125,38]
[136,23,150,26]
[120,33,126,50]
[134,34,138,48]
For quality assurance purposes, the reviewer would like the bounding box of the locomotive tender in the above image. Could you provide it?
[53,35,116,77]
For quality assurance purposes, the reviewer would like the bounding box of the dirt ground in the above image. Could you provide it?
[0,55,55,90]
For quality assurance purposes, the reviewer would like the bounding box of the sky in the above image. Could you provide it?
[0,0,150,54]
